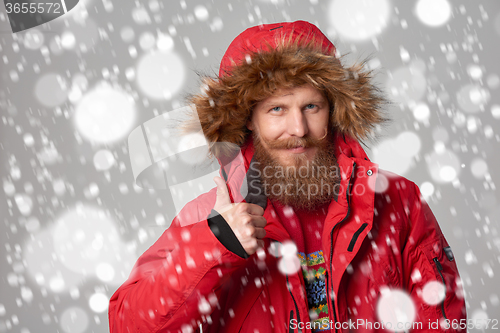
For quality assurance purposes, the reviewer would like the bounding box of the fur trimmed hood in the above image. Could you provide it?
[185,21,387,159]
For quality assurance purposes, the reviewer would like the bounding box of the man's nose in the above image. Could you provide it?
[286,108,308,137]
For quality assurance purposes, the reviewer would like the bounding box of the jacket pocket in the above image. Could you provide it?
[420,239,464,323]
[432,256,448,319]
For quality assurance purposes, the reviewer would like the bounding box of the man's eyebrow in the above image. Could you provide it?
[305,100,327,104]
[261,99,327,108]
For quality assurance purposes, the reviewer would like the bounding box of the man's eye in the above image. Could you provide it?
[270,106,282,112]
[305,104,317,110]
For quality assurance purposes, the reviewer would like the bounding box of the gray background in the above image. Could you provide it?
[1,0,499,332]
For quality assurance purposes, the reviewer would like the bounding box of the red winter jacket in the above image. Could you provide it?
[109,133,466,332]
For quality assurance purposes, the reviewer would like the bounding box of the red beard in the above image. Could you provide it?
[252,131,340,211]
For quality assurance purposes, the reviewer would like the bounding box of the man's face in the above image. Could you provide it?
[248,84,330,165]
[247,84,339,211]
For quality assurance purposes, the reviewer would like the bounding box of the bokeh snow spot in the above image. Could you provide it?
[376,288,416,332]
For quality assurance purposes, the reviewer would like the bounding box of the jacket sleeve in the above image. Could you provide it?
[108,193,248,332]
[402,182,466,332]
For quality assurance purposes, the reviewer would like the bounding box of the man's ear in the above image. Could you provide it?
[246,120,253,131]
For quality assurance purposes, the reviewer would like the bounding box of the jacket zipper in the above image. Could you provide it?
[272,238,302,332]
[286,273,301,333]
[432,257,448,320]
[328,162,356,333]
[277,238,301,333]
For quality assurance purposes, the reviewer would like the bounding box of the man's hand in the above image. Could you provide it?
[213,176,267,256]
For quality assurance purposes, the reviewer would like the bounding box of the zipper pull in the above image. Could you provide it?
[433,257,443,271]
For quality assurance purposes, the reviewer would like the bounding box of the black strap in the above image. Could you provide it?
[347,223,368,252]
[207,210,249,259]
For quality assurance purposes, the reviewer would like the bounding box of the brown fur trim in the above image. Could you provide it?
[184,36,388,159]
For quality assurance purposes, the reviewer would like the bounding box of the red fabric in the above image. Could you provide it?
[272,201,329,255]
[219,20,336,77]
[108,133,466,332]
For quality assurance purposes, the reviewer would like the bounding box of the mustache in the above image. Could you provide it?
[261,128,329,150]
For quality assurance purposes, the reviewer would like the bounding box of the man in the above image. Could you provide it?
[109,21,466,332]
